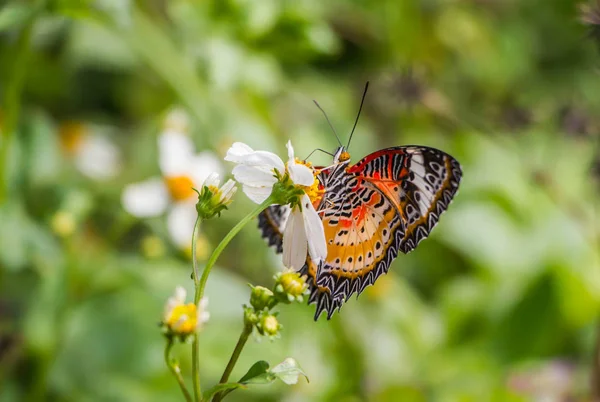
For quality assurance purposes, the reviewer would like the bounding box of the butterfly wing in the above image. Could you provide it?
[348,146,462,253]
[258,204,290,253]
[306,146,462,319]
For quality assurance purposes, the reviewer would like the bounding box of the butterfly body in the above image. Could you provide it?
[259,145,462,320]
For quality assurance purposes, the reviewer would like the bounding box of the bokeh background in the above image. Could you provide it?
[2,0,600,401]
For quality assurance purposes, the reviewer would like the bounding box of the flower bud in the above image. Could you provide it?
[195,174,237,220]
[274,270,309,303]
[256,313,281,338]
[249,285,276,311]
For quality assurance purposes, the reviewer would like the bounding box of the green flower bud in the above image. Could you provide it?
[195,173,236,220]
[249,285,276,311]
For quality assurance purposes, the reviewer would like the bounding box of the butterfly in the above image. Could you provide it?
[259,84,462,320]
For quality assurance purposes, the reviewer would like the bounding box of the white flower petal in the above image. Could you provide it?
[74,135,121,180]
[248,151,285,172]
[224,142,255,162]
[167,202,198,248]
[122,178,169,217]
[159,132,195,176]
[241,184,273,204]
[286,140,295,161]
[300,194,327,264]
[288,162,314,186]
[225,142,284,171]
[282,208,308,270]
[232,165,278,187]
[219,179,237,202]
[189,151,223,187]
[204,172,220,188]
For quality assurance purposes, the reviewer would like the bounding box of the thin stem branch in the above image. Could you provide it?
[192,215,202,285]
[194,194,275,304]
[191,194,274,402]
[191,215,202,401]
[213,323,253,402]
[164,339,193,402]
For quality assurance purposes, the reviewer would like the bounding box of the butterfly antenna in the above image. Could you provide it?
[347,81,369,149]
[313,100,343,147]
[304,148,334,161]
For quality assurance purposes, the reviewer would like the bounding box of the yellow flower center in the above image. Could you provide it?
[59,121,86,155]
[293,158,323,205]
[166,303,197,334]
[164,175,196,201]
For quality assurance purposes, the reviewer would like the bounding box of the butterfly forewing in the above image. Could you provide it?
[257,146,462,320]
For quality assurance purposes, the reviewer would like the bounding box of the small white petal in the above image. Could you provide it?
[232,165,277,187]
[241,184,273,204]
[282,208,308,270]
[167,203,198,248]
[288,162,314,186]
[219,179,237,202]
[190,151,223,187]
[204,172,220,188]
[286,140,295,161]
[159,132,195,176]
[122,178,169,217]
[74,135,121,180]
[301,195,327,264]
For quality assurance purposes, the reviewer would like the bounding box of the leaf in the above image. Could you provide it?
[202,383,246,401]
[238,360,272,384]
[269,358,309,385]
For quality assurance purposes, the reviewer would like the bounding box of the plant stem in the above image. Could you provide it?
[191,194,274,402]
[194,194,275,304]
[213,323,253,402]
[191,215,203,401]
[165,339,193,402]
[192,216,202,286]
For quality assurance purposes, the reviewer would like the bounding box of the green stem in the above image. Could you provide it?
[191,215,203,401]
[194,194,276,304]
[192,194,274,401]
[165,339,193,402]
[192,216,202,286]
[213,323,253,402]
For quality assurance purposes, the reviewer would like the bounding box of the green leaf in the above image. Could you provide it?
[202,383,246,401]
[269,358,309,385]
[238,360,272,384]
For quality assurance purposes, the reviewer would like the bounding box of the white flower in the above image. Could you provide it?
[195,172,238,219]
[59,121,121,180]
[204,172,237,205]
[225,140,326,270]
[163,286,210,336]
[121,109,222,249]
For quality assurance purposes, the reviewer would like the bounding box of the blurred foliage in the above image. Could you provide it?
[1,0,600,401]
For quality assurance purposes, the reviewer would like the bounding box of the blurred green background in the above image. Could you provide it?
[2,0,600,401]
